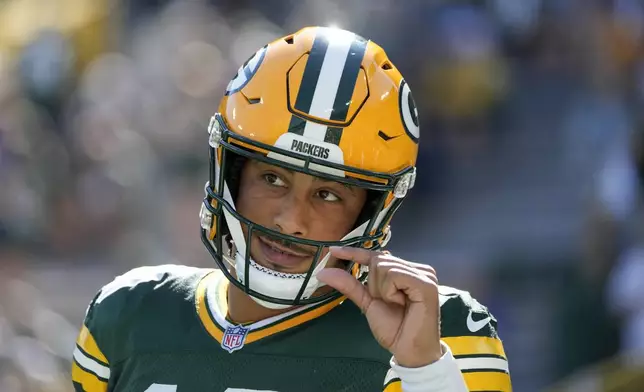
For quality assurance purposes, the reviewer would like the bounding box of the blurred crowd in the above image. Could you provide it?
[2,0,644,390]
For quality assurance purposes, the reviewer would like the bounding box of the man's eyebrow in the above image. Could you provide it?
[261,162,356,194]
[313,177,356,194]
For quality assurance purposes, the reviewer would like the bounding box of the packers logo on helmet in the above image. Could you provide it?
[200,26,420,308]
[399,79,419,143]
[226,45,267,95]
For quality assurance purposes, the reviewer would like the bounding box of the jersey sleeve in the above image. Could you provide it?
[72,288,112,391]
[440,286,512,391]
[71,264,196,391]
[381,286,512,392]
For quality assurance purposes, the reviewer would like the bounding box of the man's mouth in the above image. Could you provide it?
[256,236,314,269]
[258,236,311,257]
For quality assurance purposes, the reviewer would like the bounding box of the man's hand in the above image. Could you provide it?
[316,246,442,368]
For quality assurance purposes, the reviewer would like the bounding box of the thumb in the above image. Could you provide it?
[317,268,372,313]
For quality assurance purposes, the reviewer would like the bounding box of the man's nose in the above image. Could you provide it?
[273,192,310,237]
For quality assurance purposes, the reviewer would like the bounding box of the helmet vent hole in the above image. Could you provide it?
[381,62,392,70]
[284,35,294,44]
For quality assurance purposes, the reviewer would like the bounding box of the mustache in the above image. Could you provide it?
[258,233,317,256]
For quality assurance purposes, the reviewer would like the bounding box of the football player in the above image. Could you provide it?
[71,26,512,391]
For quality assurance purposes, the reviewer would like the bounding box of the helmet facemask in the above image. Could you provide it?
[200,113,415,309]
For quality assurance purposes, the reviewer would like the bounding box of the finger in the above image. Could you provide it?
[329,246,379,265]
[330,247,438,282]
[367,259,381,300]
[316,268,372,313]
[407,262,437,280]
[378,253,437,281]
[378,268,407,307]
[381,267,438,304]
[373,261,437,291]
[368,259,436,302]
[357,248,438,283]
[372,262,431,306]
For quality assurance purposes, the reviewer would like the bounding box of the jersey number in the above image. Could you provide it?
[145,385,278,392]
[144,386,176,392]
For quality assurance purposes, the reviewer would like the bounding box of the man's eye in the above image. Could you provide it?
[318,190,341,202]
[263,173,287,187]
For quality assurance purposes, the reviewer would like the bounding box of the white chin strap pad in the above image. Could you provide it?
[233,251,330,310]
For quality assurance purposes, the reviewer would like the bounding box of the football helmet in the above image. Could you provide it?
[200,26,420,309]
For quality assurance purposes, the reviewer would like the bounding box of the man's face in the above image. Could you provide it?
[235,159,367,274]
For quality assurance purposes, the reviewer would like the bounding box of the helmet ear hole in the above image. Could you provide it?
[353,190,386,232]
[213,150,248,240]
[223,151,248,203]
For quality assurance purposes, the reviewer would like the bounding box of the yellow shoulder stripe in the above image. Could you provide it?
[76,325,109,365]
[72,361,108,392]
[382,379,402,392]
[442,336,507,359]
[463,371,512,391]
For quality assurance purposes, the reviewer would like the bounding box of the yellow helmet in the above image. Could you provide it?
[200,26,419,308]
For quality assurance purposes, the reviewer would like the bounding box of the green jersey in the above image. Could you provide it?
[72,265,511,391]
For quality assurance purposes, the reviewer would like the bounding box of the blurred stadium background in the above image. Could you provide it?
[1,0,644,391]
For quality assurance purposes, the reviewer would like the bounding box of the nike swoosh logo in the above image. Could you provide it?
[467,310,492,333]
[378,130,400,141]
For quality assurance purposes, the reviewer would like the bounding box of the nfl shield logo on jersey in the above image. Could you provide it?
[221,325,250,353]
